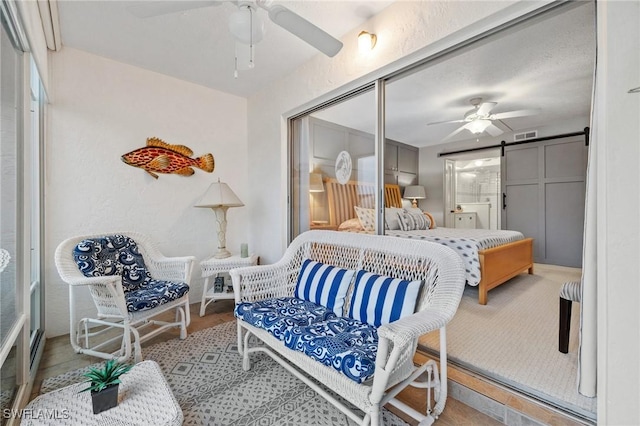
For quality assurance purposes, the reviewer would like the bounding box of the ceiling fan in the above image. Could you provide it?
[128,0,343,76]
[428,97,539,141]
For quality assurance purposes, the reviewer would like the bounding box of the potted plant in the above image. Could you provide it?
[80,359,132,414]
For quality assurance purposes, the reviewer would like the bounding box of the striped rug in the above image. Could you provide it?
[419,263,596,420]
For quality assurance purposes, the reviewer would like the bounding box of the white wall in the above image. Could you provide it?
[596,0,640,423]
[247,0,522,263]
[45,47,248,337]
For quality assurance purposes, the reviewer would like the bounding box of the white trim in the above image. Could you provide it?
[0,315,26,366]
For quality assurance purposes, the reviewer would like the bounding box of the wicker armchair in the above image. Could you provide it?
[231,230,466,426]
[55,232,195,362]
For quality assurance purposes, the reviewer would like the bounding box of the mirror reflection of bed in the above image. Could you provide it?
[323,178,534,306]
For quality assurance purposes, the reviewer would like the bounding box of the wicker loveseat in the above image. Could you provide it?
[230,230,466,425]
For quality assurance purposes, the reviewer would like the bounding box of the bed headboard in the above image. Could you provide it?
[324,178,403,227]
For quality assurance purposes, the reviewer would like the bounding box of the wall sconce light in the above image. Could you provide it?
[358,31,377,52]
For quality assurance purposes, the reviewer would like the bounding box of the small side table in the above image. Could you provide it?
[23,360,181,425]
[200,254,259,316]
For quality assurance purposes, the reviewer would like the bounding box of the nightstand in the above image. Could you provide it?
[199,254,259,316]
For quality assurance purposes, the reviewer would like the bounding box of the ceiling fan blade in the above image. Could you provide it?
[266,5,343,57]
[442,123,471,141]
[476,102,497,116]
[492,109,540,120]
[485,123,504,137]
[128,1,223,19]
[427,119,466,126]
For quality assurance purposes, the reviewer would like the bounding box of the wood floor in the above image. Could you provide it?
[30,300,501,425]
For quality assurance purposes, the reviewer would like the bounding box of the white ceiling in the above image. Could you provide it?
[57,1,596,148]
[313,2,596,147]
[57,0,394,97]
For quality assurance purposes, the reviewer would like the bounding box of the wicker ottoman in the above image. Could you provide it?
[23,360,182,425]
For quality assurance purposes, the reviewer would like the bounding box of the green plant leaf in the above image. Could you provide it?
[79,360,132,393]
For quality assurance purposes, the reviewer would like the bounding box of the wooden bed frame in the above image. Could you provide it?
[324,178,534,305]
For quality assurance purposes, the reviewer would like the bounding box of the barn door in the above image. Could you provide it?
[501,138,587,267]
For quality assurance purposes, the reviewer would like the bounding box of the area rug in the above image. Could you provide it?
[41,321,408,426]
[419,264,596,420]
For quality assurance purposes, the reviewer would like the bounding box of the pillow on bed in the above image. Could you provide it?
[354,206,376,232]
[398,208,430,231]
[384,207,404,230]
[338,218,364,231]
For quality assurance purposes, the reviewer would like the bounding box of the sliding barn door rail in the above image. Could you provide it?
[437,127,590,158]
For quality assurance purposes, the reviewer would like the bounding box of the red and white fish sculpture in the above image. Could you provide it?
[122,137,214,179]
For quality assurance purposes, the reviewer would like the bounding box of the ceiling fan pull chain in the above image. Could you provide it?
[248,6,255,69]
[234,55,238,79]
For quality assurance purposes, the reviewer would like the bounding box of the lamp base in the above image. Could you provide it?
[213,248,232,259]
[411,199,418,208]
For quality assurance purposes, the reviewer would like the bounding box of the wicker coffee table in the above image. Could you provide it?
[23,360,181,425]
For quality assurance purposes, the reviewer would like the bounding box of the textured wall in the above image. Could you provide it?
[46,47,248,337]
[246,0,522,263]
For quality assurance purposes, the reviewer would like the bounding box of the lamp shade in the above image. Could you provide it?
[309,173,325,192]
[194,180,244,208]
[403,185,426,200]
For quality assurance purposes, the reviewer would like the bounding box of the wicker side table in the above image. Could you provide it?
[199,254,259,316]
[23,360,181,425]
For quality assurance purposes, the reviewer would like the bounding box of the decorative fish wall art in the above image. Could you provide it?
[121,137,214,179]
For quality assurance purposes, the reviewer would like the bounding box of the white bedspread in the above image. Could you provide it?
[384,228,525,286]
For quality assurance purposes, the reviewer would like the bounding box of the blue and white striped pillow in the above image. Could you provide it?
[348,270,422,327]
[295,259,356,316]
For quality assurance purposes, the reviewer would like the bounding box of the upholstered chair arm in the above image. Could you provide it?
[146,256,196,283]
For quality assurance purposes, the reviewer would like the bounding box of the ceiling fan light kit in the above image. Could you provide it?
[427,97,540,141]
[468,119,492,134]
[130,0,343,78]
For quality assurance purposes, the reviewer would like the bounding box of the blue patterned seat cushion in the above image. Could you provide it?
[234,297,337,341]
[283,317,379,384]
[73,235,189,312]
[125,279,189,313]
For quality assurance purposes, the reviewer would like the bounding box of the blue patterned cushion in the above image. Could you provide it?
[294,259,355,316]
[348,270,422,327]
[125,279,189,312]
[73,235,189,312]
[234,297,337,341]
[283,317,378,384]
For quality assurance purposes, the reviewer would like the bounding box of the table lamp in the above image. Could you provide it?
[403,185,426,208]
[195,179,244,259]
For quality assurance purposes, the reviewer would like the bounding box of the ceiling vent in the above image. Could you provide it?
[514,130,538,142]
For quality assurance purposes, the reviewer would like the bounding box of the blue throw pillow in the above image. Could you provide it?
[348,270,422,327]
[294,259,355,316]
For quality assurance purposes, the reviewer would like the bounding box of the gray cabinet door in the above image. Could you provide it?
[502,138,587,267]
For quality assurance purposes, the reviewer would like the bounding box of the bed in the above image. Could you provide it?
[324,178,534,305]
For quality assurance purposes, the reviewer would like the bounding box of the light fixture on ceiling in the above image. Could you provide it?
[467,119,492,134]
[229,4,265,77]
[358,31,377,52]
